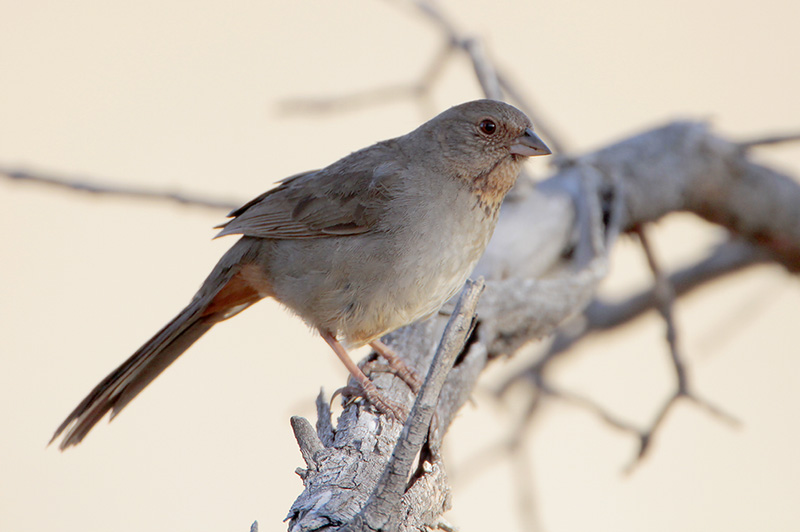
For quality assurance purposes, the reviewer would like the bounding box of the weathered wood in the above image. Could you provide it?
[285,120,800,531]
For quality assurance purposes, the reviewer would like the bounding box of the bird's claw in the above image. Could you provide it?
[331,382,409,422]
[361,360,423,394]
[368,340,424,394]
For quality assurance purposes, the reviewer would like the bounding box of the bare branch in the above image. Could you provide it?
[278,0,569,154]
[406,0,461,38]
[287,281,486,532]
[737,132,800,150]
[0,166,238,211]
[408,0,567,151]
[583,121,800,270]
[291,416,325,472]
[478,120,798,490]
[343,279,484,532]
[531,238,769,367]
[618,228,741,469]
[623,225,694,467]
[462,38,503,100]
[544,382,641,438]
[509,443,542,532]
[634,226,687,391]
[278,45,454,116]
[5,25,798,528]
[491,238,766,412]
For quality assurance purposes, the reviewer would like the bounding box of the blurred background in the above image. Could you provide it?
[2,1,799,531]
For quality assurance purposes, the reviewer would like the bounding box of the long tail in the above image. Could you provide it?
[51,238,268,450]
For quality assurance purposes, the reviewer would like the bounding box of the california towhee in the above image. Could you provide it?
[51,99,550,449]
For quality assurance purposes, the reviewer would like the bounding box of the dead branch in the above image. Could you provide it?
[0,166,238,211]
[279,0,568,155]
[340,279,484,532]
[737,132,800,150]
[501,238,769,375]
[620,226,738,469]
[283,116,798,529]
[3,2,798,530]
[287,281,484,532]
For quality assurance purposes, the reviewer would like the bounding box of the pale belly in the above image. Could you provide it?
[333,197,495,346]
[266,185,497,346]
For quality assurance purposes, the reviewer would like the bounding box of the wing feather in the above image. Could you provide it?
[215,142,404,239]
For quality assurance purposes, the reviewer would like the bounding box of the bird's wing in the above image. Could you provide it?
[215,143,403,239]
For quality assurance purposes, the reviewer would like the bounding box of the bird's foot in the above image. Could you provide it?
[369,339,424,394]
[332,382,409,421]
[361,360,424,395]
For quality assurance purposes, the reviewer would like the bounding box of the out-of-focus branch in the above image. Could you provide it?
[473,122,798,502]
[585,239,768,331]
[286,116,621,530]
[737,132,800,150]
[279,0,570,154]
[622,226,739,469]
[4,1,798,527]
[0,166,238,211]
[6,123,797,532]
[492,238,769,397]
[411,0,566,152]
[278,44,454,116]
[585,122,800,270]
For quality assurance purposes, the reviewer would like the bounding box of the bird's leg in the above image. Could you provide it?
[369,339,423,394]
[321,331,408,421]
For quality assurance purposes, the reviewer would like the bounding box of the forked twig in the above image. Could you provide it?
[279,0,569,153]
[624,225,739,471]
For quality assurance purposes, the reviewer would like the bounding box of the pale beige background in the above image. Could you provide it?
[2,1,799,531]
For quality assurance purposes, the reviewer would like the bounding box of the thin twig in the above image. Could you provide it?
[462,38,503,100]
[278,44,455,116]
[449,388,542,489]
[635,226,686,391]
[509,443,542,532]
[1,166,238,211]
[407,0,461,38]
[278,0,569,154]
[622,390,739,474]
[540,381,641,438]
[629,225,691,466]
[488,234,748,479]
[411,0,565,150]
[496,238,768,399]
[737,132,800,150]
[624,225,739,471]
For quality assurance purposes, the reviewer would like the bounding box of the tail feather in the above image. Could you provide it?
[51,238,269,450]
[110,312,216,418]
[51,304,218,449]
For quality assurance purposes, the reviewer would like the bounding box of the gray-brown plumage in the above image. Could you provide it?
[51,99,550,449]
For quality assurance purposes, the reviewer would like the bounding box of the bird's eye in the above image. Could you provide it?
[478,119,497,135]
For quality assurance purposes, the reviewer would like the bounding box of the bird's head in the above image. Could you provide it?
[422,99,551,207]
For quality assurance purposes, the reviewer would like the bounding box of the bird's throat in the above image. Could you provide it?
[468,157,522,215]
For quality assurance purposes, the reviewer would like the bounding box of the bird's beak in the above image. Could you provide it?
[510,128,551,157]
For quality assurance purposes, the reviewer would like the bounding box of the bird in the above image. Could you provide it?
[50,99,551,449]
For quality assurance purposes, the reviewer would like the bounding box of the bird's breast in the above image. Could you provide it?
[337,182,498,345]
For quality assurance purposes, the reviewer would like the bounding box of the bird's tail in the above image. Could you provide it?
[51,238,268,450]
